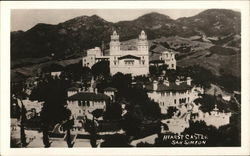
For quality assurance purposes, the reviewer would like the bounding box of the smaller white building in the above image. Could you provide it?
[150,50,176,70]
[145,77,203,114]
[67,92,110,118]
[193,105,232,129]
[160,51,176,70]
[82,47,109,68]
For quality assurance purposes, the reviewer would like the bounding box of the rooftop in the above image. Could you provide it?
[145,81,193,92]
[103,87,117,92]
[118,55,141,60]
[68,92,110,101]
[67,87,79,91]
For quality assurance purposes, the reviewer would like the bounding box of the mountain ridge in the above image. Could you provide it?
[11,9,241,79]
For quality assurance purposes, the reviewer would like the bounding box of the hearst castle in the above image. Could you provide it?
[82,30,176,76]
[13,30,231,137]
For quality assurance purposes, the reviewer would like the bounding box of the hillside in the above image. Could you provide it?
[11,9,241,81]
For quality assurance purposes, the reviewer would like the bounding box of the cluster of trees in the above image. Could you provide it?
[108,73,161,138]
[150,65,214,88]
[40,60,110,83]
[149,64,240,93]
[103,102,122,120]
[11,78,29,147]
[38,77,74,147]
[94,72,161,138]
[194,94,240,113]
[183,120,240,146]
[149,65,169,77]
[12,57,241,147]
[216,73,241,92]
[12,74,76,147]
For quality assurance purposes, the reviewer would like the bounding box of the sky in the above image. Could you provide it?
[11,9,206,31]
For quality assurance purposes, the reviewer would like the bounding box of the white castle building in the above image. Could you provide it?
[82,30,179,76]
[82,30,149,76]
[109,30,149,76]
[145,77,204,114]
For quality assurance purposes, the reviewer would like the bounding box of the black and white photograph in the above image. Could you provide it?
[1,1,250,155]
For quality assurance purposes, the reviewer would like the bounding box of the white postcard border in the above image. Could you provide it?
[1,1,249,156]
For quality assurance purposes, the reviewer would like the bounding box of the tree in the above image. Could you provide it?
[122,108,143,137]
[183,120,240,146]
[149,66,158,76]
[84,117,98,147]
[111,72,132,98]
[194,94,215,113]
[104,102,122,120]
[91,61,110,78]
[159,64,169,75]
[11,78,28,147]
[183,120,219,147]
[61,109,74,147]
[166,106,178,118]
[40,77,71,147]
[217,73,241,92]
[62,62,91,82]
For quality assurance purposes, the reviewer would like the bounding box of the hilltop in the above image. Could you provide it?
[11,9,241,80]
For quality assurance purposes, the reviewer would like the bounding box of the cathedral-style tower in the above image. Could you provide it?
[137,30,149,54]
[110,31,120,55]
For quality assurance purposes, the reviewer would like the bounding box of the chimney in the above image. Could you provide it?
[175,79,180,85]
[187,77,191,86]
[101,41,105,56]
[153,80,158,91]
